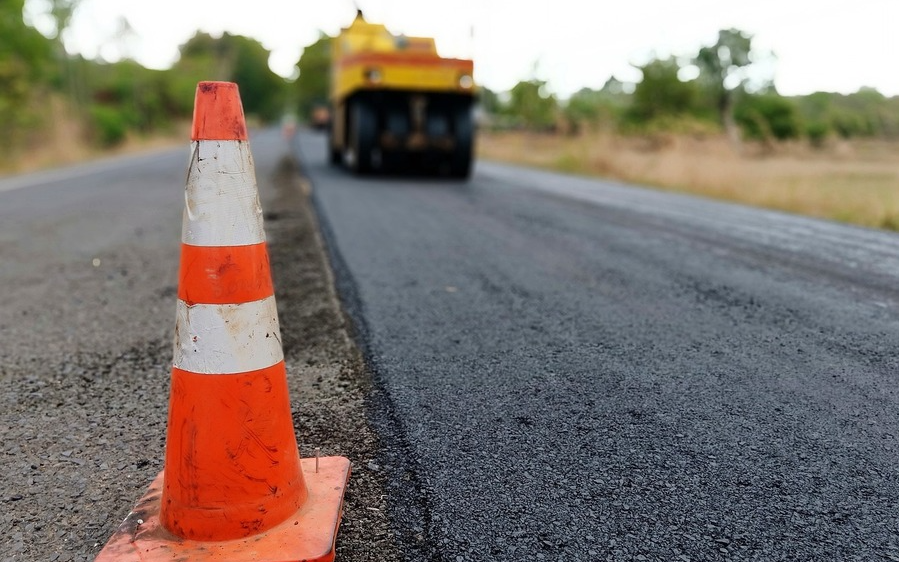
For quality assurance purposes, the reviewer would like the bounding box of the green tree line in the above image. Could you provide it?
[1,0,293,162]
[3,1,898,165]
[487,29,899,145]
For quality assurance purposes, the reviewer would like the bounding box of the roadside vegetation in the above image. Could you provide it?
[477,29,899,230]
[479,132,899,230]
[3,2,898,230]
[0,0,291,172]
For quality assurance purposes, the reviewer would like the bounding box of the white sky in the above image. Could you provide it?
[23,0,899,98]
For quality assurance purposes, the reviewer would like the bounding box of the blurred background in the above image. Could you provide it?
[3,0,899,227]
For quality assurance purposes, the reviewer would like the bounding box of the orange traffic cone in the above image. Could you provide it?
[95,82,351,562]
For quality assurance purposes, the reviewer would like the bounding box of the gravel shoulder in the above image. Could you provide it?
[267,153,400,562]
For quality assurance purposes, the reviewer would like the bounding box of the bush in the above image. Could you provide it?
[89,105,129,147]
[563,87,627,133]
[735,94,801,141]
[805,121,830,147]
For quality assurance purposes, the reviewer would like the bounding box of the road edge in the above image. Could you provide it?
[294,138,445,561]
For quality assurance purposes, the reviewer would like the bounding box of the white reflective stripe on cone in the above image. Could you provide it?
[173,296,283,375]
[182,140,265,247]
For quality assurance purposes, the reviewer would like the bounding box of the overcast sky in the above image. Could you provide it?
[23,0,899,98]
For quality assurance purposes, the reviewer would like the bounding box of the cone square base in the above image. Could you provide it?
[95,456,351,562]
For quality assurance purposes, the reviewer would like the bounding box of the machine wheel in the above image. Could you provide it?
[328,123,342,165]
[449,105,474,179]
[347,98,377,174]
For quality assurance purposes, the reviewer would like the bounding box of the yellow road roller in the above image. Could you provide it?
[329,11,476,177]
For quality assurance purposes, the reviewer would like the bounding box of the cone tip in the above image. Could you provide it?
[191,81,248,141]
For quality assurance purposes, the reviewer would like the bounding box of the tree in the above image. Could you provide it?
[178,32,231,78]
[564,88,603,129]
[230,35,287,121]
[46,0,78,39]
[628,57,698,123]
[0,0,54,150]
[694,28,754,142]
[294,33,331,120]
[175,32,287,122]
[478,86,501,115]
[0,0,53,78]
[41,0,89,113]
[504,79,557,130]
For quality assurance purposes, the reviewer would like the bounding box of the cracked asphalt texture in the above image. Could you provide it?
[0,130,398,562]
[299,130,899,561]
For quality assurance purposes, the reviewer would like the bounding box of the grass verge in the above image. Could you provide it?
[478,131,899,231]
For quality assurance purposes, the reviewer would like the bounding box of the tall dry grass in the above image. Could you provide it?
[478,130,899,230]
[1,97,189,175]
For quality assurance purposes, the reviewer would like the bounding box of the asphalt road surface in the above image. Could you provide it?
[2,128,898,562]
[0,144,187,561]
[298,130,899,561]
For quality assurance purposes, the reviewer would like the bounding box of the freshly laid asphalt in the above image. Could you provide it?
[298,131,899,561]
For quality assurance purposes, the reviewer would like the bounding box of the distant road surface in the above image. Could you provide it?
[298,130,899,561]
